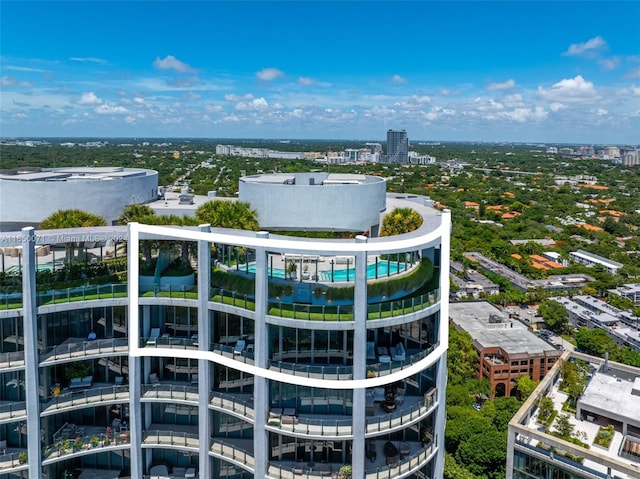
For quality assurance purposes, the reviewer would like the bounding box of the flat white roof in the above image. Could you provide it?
[580,372,640,426]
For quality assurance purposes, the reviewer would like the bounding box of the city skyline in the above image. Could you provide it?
[1,1,639,144]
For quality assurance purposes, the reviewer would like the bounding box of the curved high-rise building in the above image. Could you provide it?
[0,178,449,479]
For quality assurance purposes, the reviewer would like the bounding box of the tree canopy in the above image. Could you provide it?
[538,299,569,333]
[196,200,259,231]
[40,209,107,229]
[379,207,423,236]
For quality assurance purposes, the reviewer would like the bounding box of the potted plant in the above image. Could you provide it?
[367,370,377,378]
[90,435,100,448]
[339,464,352,479]
[17,451,27,464]
[73,437,83,451]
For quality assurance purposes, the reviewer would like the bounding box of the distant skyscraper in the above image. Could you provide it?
[386,129,409,164]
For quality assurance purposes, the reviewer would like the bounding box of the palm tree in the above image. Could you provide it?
[40,209,107,229]
[118,204,155,225]
[40,209,107,271]
[196,200,259,268]
[379,207,423,236]
[196,200,259,231]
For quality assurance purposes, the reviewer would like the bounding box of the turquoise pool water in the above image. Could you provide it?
[244,260,407,281]
[320,261,406,281]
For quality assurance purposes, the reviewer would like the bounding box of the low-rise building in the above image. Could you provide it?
[569,249,623,274]
[450,262,500,299]
[549,296,640,353]
[609,284,640,306]
[450,302,561,397]
[507,351,640,479]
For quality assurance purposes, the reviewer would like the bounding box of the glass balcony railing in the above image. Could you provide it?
[210,392,255,420]
[211,288,440,322]
[141,384,199,402]
[266,442,436,479]
[210,439,255,471]
[364,442,436,479]
[0,401,26,421]
[0,451,28,471]
[0,283,128,310]
[43,431,130,461]
[0,351,24,369]
[41,384,129,413]
[269,344,437,381]
[365,391,437,434]
[142,430,199,449]
[142,285,198,300]
[40,338,128,363]
[140,335,199,350]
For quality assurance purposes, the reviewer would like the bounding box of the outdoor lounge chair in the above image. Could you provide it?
[147,328,160,346]
[234,339,246,354]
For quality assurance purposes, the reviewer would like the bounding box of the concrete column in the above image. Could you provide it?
[351,235,368,479]
[197,224,211,478]
[21,227,42,476]
[127,223,143,478]
[506,422,516,479]
[432,210,451,479]
[253,232,270,479]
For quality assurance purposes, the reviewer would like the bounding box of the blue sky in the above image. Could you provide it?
[1,1,639,144]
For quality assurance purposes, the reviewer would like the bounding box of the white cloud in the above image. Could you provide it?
[235,97,269,111]
[563,36,606,56]
[205,104,224,113]
[70,57,107,64]
[1,76,33,88]
[624,67,640,79]
[595,108,608,116]
[549,102,566,112]
[537,75,599,103]
[78,92,102,105]
[256,67,284,81]
[486,79,515,91]
[225,93,254,102]
[95,103,129,115]
[152,55,195,73]
[391,74,407,84]
[598,57,620,70]
[298,76,316,86]
[5,65,50,73]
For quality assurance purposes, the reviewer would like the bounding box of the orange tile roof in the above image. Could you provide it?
[576,223,604,232]
[501,211,521,219]
[599,210,625,217]
[580,184,609,190]
[511,253,522,260]
[464,201,480,207]
[531,262,550,270]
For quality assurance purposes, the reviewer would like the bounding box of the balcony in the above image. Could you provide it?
[266,441,436,479]
[210,287,440,322]
[40,337,128,364]
[41,384,129,415]
[142,429,199,451]
[42,428,130,463]
[141,383,199,403]
[0,350,24,370]
[269,344,437,381]
[0,450,28,472]
[0,400,26,423]
[265,390,437,438]
[210,391,255,421]
[210,439,255,473]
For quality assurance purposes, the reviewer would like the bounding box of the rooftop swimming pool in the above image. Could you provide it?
[243,259,407,281]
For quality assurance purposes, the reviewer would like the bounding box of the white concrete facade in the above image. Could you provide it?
[0,189,450,479]
[0,167,158,230]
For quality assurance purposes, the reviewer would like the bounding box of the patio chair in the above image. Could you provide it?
[149,373,160,386]
[147,328,160,346]
[234,339,246,354]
